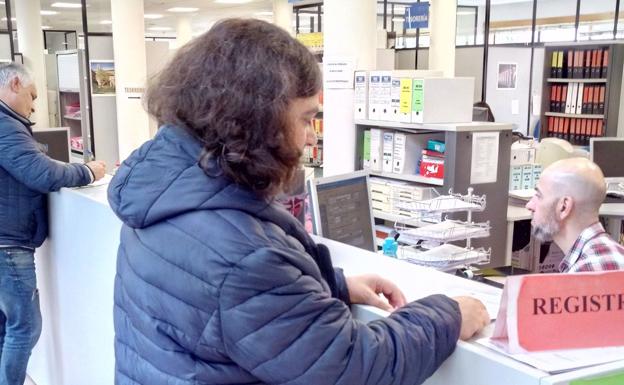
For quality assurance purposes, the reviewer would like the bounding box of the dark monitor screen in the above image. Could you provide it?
[590,138,624,178]
[472,107,490,122]
[33,128,71,163]
[308,171,376,252]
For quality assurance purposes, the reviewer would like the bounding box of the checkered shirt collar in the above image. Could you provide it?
[560,222,606,271]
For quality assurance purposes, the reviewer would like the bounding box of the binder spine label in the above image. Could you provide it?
[412,79,424,122]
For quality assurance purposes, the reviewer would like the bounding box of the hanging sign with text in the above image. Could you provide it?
[404,2,430,29]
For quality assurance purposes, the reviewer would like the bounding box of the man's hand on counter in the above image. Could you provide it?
[86,161,107,181]
[346,274,407,311]
[453,296,490,341]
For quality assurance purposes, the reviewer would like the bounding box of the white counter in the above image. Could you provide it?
[29,183,120,385]
[27,184,624,385]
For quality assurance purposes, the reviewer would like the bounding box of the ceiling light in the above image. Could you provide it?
[41,10,59,16]
[255,11,273,16]
[1,17,15,21]
[51,2,82,8]
[148,26,172,31]
[100,20,112,25]
[42,26,52,29]
[144,14,163,19]
[215,0,252,4]
[392,17,404,22]
[167,7,199,13]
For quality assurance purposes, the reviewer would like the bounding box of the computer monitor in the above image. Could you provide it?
[307,170,377,252]
[472,107,490,122]
[590,137,624,179]
[33,127,71,163]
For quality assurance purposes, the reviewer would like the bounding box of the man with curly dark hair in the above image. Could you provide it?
[107,18,489,385]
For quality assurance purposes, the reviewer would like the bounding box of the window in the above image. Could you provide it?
[489,0,534,45]
[534,0,577,43]
[456,0,484,46]
[578,0,616,41]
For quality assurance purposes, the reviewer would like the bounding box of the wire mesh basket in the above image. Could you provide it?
[397,244,492,270]
[397,219,491,244]
[395,189,486,214]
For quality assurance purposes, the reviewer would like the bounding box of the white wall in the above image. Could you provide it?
[529,47,545,137]
[456,46,484,103]
[486,46,532,134]
[0,34,11,62]
[145,40,171,137]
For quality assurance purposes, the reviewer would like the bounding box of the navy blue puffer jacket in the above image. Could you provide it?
[0,101,91,248]
[108,124,462,385]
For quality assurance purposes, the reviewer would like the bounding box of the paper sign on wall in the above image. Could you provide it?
[323,57,355,89]
[492,271,624,353]
[470,132,499,184]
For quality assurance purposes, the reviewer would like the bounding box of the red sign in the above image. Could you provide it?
[492,271,624,353]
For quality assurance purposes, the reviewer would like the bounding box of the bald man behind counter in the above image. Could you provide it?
[525,157,624,273]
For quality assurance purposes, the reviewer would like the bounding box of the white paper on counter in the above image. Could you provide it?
[476,337,624,374]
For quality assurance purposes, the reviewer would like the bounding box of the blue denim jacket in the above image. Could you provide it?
[0,101,91,248]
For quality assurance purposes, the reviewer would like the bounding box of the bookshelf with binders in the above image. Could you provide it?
[541,42,624,145]
[351,70,513,266]
[303,92,324,169]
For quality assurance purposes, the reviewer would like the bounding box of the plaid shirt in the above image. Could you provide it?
[559,222,624,273]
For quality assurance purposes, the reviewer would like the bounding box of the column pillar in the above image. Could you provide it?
[428,0,457,76]
[176,16,193,48]
[272,0,293,35]
[14,0,49,127]
[111,0,150,161]
[323,0,376,176]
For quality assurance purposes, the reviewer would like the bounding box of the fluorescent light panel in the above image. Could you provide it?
[51,2,82,8]
[41,10,59,16]
[255,11,273,16]
[148,26,172,31]
[167,7,199,12]
[215,0,252,4]
[100,20,112,25]
[144,14,164,19]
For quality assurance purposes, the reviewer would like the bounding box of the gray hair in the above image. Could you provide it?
[0,63,33,88]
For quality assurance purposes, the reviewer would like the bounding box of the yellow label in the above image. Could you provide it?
[399,78,412,114]
[296,32,323,50]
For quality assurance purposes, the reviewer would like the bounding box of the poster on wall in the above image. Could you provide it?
[90,60,115,95]
[497,62,517,90]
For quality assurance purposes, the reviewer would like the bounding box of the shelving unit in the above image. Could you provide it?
[57,50,90,158]
[369,170,444,185]
[544,112,604,119]
[356,119,512,267]
[546,78,607,83]
[540,42,624,145]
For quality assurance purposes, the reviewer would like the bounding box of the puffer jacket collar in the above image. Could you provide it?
[0,99,34,130]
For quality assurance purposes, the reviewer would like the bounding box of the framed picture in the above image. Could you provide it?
[497,62,517,90]
[90,60,115,95]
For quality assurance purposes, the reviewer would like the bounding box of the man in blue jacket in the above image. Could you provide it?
[110,19,489,385]
[0,63,106,385]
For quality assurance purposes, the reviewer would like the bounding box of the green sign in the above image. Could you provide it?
[571,372,624,385]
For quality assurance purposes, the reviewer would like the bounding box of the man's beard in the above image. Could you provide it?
[531,205,560,242]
